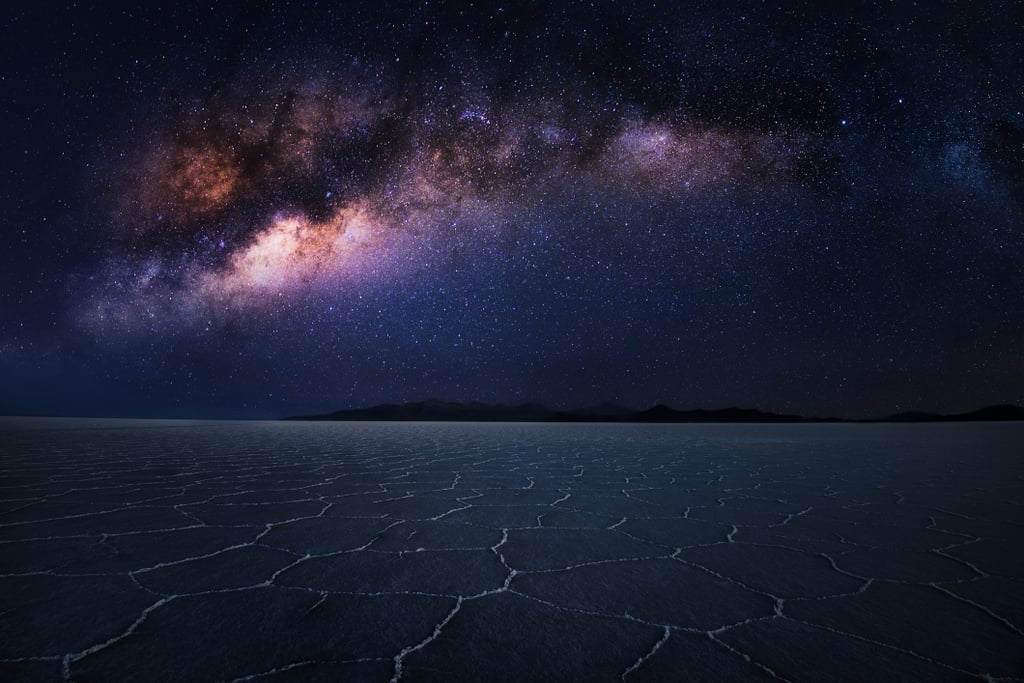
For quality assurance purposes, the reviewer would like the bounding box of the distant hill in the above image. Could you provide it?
[286,400,837,423]
[285,400,1024,423]
[880,411,942,422]
[628,405,829,423]
[569,402,635,417]
[883,404,1024,422]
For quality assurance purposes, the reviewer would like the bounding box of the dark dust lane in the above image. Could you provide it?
[0,419,1022,681]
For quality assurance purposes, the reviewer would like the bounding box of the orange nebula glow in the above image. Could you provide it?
[203,204,383,305]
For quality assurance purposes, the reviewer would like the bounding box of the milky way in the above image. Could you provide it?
[2,1,1022,417]
[88,72,815,325]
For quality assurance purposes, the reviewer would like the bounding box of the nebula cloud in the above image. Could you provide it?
[83,67,820,336]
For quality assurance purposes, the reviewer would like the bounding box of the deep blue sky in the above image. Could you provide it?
[1,1,1022,419]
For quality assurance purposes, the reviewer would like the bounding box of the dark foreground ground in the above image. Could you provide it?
[0,419,1022,682]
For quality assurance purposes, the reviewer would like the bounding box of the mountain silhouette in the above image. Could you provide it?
[285,400,1024,423]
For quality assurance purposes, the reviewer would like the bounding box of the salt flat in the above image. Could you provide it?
[0,418,1021,681]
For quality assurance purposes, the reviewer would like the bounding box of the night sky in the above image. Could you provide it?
[2,1,1022,419]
